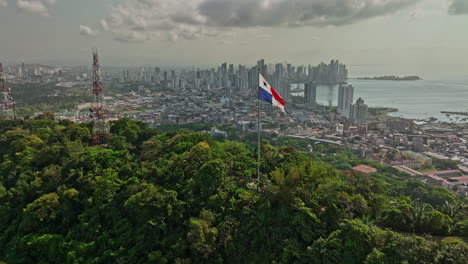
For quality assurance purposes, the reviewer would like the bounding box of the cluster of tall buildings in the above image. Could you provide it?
[118,59,347,104]
[203,59,347,105]
[309,60,348,85]
[337,84,368,124]
[121,67,188,89]
[2,62,61,78]
[115,59,362,123]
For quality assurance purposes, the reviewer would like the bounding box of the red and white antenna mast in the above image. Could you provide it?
[0,63,16,120]
[91,49,110,144]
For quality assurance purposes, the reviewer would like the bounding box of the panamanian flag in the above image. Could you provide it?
[259,73,286,112]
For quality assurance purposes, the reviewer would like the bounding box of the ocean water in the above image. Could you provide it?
[294,79,468,123]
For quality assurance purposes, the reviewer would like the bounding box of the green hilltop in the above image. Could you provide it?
[0,116,467,263]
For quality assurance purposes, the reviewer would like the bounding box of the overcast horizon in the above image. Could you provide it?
[0,0,467,79]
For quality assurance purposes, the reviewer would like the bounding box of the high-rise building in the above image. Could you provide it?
[254,59,267,95]
[272,74,282,97]
[275,63,283,76]
[238,65,248,92]
[140,67,145,80]
[248,67,256,95]
[297,66,304,78]
[21,62,26,77]
[304,81,317,107]
[349,97,368,124]
[221,63,227,77]
[282,81,291,103]
[338,84,354,118]
[272,63,284,97]
[257,59,266,76]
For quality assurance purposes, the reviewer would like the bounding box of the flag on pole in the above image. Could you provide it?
[258,73,286,112]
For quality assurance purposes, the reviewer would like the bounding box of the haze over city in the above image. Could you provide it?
[0,0,467,78]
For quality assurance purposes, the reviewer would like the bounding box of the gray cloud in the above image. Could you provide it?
[100,19,109,31]
[16,0,58,16]
[79,25,99,37]
[114,31,150,43]
[449,0,468,15]
[197,0,421,27]
[17,0,48,16]
[102,0,422,42]
[0,0,7,7]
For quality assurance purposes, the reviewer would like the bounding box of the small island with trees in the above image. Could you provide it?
[357,75,422,81]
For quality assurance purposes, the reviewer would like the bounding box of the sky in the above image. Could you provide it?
[0,0,467,78]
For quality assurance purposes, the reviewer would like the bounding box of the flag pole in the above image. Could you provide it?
[257,71,261,181]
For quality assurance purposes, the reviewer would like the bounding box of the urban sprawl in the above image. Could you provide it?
[1,59,467,196]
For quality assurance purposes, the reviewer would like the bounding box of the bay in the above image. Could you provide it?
[292,79,468,123]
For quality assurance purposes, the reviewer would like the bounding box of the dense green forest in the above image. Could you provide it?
[0,117,467,263]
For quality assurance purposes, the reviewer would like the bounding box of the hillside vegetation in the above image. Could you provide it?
[0,117,467,263]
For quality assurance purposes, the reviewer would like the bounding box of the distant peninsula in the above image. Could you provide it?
[356,75,422,81]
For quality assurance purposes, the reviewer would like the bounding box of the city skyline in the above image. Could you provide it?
[0,0,467,79]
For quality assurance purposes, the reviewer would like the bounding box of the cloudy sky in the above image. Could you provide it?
[0,0,467,78]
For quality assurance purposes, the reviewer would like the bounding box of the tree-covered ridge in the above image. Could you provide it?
[0,118,466,264]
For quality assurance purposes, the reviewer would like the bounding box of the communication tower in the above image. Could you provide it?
[0,63,16,120]
[90,50,110,144]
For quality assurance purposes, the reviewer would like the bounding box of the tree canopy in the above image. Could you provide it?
[0,119,466,263]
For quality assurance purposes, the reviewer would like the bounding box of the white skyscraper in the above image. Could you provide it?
[337,84,354,118]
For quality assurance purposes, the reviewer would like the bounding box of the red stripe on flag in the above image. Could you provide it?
[270,86,285,107]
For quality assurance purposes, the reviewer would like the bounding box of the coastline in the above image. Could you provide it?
[381,108,468,124]
[353,76,422,81]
